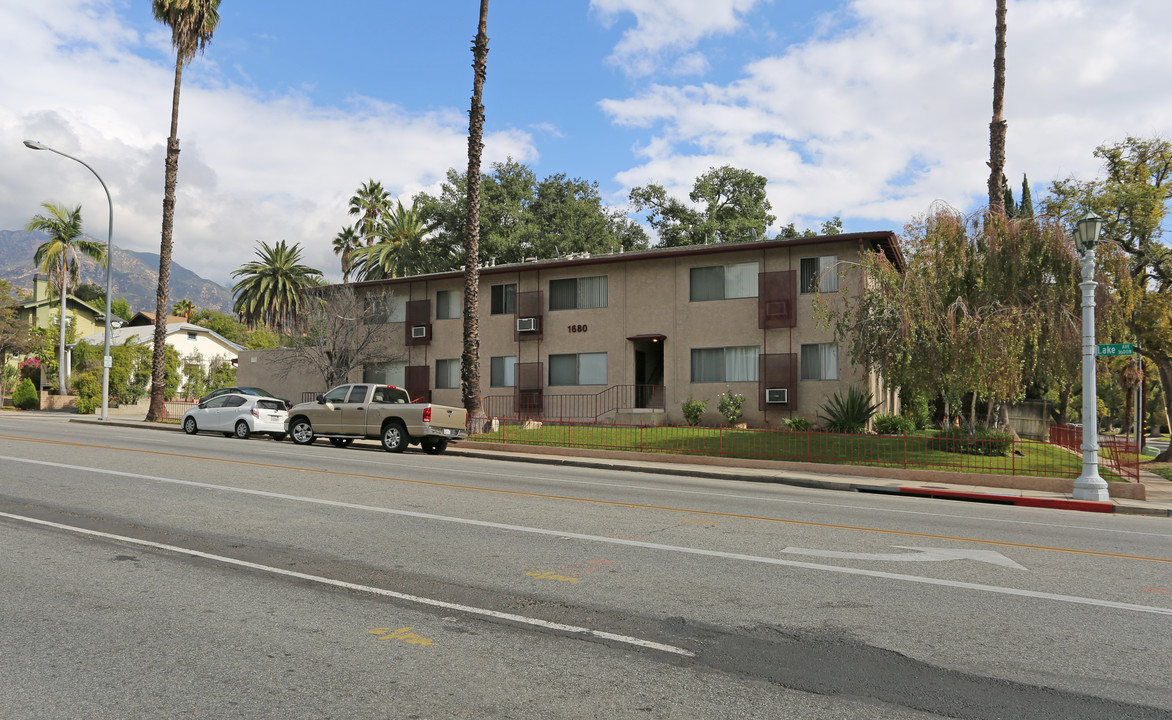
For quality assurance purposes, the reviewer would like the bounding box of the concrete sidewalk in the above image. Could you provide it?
[64,415,1172,518]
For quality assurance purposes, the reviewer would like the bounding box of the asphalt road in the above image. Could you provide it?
[1,414,1169,719]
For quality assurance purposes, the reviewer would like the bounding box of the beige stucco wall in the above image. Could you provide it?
[241,235,899,426]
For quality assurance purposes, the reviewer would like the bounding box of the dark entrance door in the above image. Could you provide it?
[630,337,664,408]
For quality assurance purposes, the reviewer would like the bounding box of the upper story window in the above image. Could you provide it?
[364,293,405,323]
[490,283,517,315]
[800,256,839,293]
[689,262,758,301]
[549,275,608,311]
[436,290,460,320]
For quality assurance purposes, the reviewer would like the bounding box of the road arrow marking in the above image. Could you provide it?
[781,545,1027,570]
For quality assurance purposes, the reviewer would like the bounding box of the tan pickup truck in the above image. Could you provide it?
[285,383,469,454]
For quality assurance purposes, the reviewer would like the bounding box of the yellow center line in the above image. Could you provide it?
[4,433,1169,565]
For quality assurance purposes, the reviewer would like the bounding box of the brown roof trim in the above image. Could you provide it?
[626,333,666,341]
[336,230,903,291]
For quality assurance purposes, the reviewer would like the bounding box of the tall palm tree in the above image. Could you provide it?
[332,225,360,283]
[25,201,107,393]
[987,0,1007,214]
[351,199,440,280]
[232,240,323,334]
[348,180,390,246]
[462,0,490,418]
[172,298,194,321]
[146,0,221,422]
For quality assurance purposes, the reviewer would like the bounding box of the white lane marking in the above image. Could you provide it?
[781,546,1027,570]
[3,455,1170,617]
[0,510,694,657]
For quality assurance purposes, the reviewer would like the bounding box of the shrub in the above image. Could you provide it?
[901,391,932,430]
[784,417,813,431]
[717,389,745,425]
[818,385,881,433]
[682,398,707,426]
[927,424,1013,456]
[874,414,915,435]
[12,378,39,410]
[72,371,102,414]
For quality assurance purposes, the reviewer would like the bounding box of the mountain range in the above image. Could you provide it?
[0,229,234,314]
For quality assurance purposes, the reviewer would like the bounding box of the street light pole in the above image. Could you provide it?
[24,140,115,421]
[1073,211,1109,502]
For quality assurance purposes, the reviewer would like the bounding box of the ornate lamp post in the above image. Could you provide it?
[1072,211,1109,502]
[24,140,115,421]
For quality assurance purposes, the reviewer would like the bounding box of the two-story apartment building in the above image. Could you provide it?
[242,231,902,426]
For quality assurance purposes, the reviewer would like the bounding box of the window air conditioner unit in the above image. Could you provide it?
[517,317,537,332]
[765,388,788,404]
[411,325,427,339]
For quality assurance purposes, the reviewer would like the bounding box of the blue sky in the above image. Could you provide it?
[2,0,1170,289]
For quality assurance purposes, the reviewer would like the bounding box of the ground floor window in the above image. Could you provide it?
[435,358,460,389]
[491,356,517,387]
[800,343,838,380]
[548,352,607,386]
[690,346,759,383]
[363,361,406,387]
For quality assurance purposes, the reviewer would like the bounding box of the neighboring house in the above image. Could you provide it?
[79,320,244,398]
[15,274,110,389]
[240,232,904,427]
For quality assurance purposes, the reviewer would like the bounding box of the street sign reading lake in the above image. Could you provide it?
[1096,343,1135,356]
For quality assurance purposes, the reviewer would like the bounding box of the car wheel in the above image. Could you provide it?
[183,417,198,435]
[422,438,448,455]
[235,420,251,440]
[381,421,408,453]
[290,418,315,445]
[271,433,286,442]
[330,437,353,448]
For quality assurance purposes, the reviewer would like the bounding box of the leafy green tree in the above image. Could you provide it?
[1044,136,1172,457]
[348,180,390,246]
[351,199,443,280]
[206,356,236,388]
[629,166,775,246]
[231,240,324,333]
[111,298,132,322]
[0,280,36,384]
[147,0,222,423]
[12,377,39,410]
[1018,174,1034,218]
[26,201,107,393]
[172,298,194,320]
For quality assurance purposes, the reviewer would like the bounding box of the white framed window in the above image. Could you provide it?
[549,275,608,311]
[436,289,460,320]
[363,361,406,386]
[490,356,517,387]
[689,262,758,301]
[490,283,516,315]
[800,343,839,380]
[800,256,839,293]
[435,359,461,389]
[549,352,607,386]
[690,346,760,383]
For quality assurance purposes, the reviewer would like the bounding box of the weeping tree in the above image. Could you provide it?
[461,0,489,418]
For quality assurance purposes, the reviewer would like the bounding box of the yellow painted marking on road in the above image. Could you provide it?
[369,626,435,646]
[525,570,579,583]
[2,433,1169,566]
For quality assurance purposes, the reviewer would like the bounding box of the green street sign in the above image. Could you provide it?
[1096,343,1135,357]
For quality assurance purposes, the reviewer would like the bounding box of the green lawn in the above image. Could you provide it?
[471,423,1132,481]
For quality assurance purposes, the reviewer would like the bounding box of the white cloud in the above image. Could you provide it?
[0,1,536,288]
[602,0,1172,234]
[591,0,768,76]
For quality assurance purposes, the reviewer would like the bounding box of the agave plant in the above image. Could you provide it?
[817,385,882,434]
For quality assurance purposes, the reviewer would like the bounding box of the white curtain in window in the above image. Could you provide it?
[491,356,516,387]
[436,359,460,389]
[689,266,724,301]
[725,262,759,299]
[821,343,838,380]
[690,348,723,382]
[577,275,607,309]
[725,345,759,382]
[549,354,578,386]
[578,352,607,385]
[436,290,459,319]
[819,256,839,293]
[363,361,406,386]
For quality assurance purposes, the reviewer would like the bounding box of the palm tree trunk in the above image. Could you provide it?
[987,0,1008,214]
[146,55,184,422]
[461,0,489,419]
